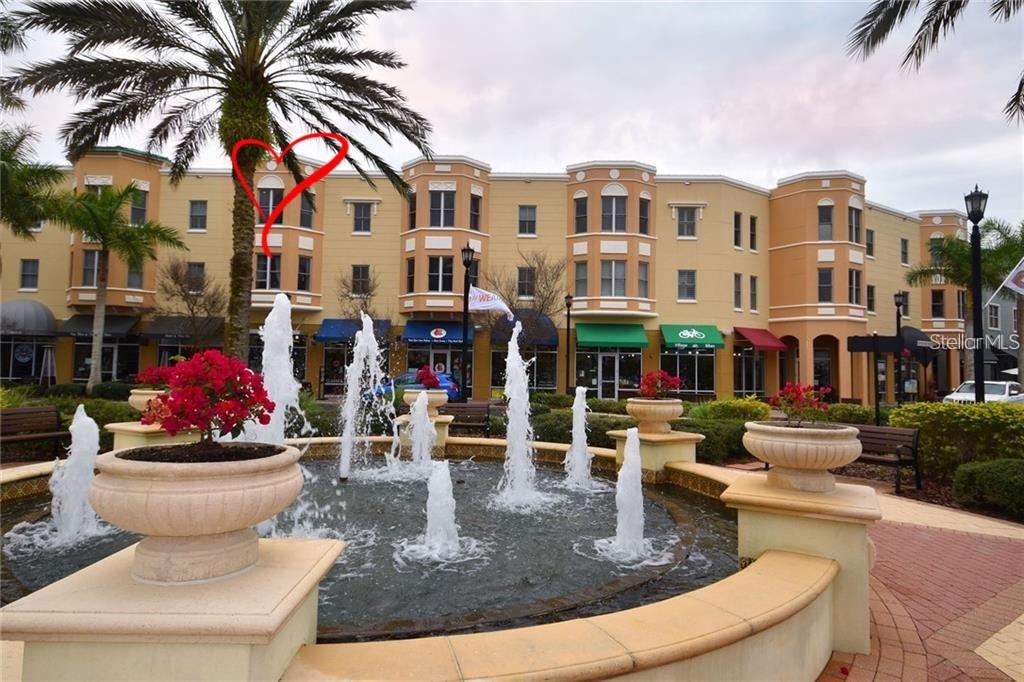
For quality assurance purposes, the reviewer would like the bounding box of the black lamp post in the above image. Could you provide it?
[872,331,881,426]
[965,185,989,404]
[564,294,573,394]
[894,292,905,406]
[460,244,476,403]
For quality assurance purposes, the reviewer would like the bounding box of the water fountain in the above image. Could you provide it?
[243,292,306,444]
[407,390,436,472]
[563,386,604,491]
[338,312,397,479]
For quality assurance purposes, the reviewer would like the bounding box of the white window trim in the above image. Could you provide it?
[987,303,1001,329]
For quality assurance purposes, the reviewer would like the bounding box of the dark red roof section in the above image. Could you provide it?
[734,327,787,352]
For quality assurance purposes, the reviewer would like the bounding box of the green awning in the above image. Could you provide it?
[660,324,724,349]
[574,323,649,348]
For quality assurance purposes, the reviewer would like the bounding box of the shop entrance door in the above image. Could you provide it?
[599,353,618,399]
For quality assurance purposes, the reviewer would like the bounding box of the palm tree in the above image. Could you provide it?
[848,1,1023,122]
[0,125,64,240]
[985,219,1024,370]
[11,0,431,361]
[46,184,186,393]
[906,221,1018,379]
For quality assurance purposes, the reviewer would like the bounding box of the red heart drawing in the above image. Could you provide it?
[230,132,350,257]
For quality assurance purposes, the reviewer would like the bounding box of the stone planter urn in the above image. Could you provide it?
[743,421,862,493]
[128,388,164,413]
[626,398,684,434]
[89,443,303,583]
[403,388,449,418]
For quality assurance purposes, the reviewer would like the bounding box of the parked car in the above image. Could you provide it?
[367,370,462,402]
[942,381,1024,404]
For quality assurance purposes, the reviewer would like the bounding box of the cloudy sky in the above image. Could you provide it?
[7,1,1023,219]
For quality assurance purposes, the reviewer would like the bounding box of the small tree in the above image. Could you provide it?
[483,250,567,346]
[337,265,383,322]
[156,257,228,353]
[46,183,186,393]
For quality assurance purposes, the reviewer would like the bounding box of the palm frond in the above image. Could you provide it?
[0,10,26,53]
[847,0,921,59]
[59,91,168,160]
[901,0,970,70]
[12,56,206,100]
[0,125,64,237]
[989,0,1023,21]
[1004,70,1024,123]
[18,0,193,54]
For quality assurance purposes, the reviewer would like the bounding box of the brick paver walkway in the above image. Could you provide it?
[819,521,1024,682]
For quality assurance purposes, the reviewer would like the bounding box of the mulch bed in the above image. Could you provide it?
[118,442,283,463]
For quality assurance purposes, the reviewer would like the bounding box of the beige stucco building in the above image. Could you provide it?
[1,147,967,403]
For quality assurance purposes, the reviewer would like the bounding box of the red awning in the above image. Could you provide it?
[734,327,787,352]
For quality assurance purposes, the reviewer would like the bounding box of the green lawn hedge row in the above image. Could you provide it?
[953,459,1024,520]
[888,402,1024,480]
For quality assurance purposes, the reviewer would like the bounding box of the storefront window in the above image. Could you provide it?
[158,343,222,366]
[249,332,307,382]
[491,347,557,391]
[406,344,472,393]
[732,344,765,397]
[574,347,641,399]
[73,342,139,381]
[0,338,50,379]
[660,347,716,396]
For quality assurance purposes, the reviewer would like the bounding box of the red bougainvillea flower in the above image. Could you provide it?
[638,370,682,399]
[768,383,831,425]
[141,350,275,442]
[136,364,175,388]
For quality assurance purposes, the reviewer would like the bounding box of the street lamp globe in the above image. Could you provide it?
[893,291,904,310]
[964,185,988,225]
[461,244,476,267]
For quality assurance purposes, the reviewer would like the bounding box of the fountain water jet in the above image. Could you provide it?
[407,390,436,472]
[563,386,604,491]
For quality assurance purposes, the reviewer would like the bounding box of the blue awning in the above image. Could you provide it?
[492,310,558,346]
[314,319,391,343]
[402,320,473,345]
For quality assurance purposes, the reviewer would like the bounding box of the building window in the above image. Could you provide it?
[82,250,99,287]
[429,190,455,227]
[255,254,281,289]
[733,344,766,397]
[733,212,742,247]
[660,347,716,395]
[351,264,370,296]
[988,304,1000,329]
[187,262,205,293]
[817,268,833,303]
[300,194,314,229]
[848,207,862,243]
[491,347,557,391]
[258,188,284,225]
[818,206,833,240]
[749,275,758,311]
[848,269,861,305]
[601,196,626,232]
[518,205,537,235]
[406,258,415,293]
[574,261,587,297]
[189,200,207,231]
[638,261,649,298]
[295,256,312,292]
[931,290,945,319]
[677,207,696,238]
[428,256,453,292]
[867,284,876,312]
[130,189,147,226]
[408,195,417,229]
[901,290,910,317]
[574,197,587,233]
[733,273,742,309]
[469,195,481,231]
[516,267,536,297]
[19,259,39,289]
[749,216,758,251]
[677,270,696,301]
[600,260,626,296]
[353,202,372,233]
[72,341,138,382]
[957,290,966,319]
[126,263,143,289]
[866,229,874,256]
[900,238,909,265]
[638,198,650,235]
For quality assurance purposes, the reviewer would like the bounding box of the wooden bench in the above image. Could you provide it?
[0,406,71,460]
[843,423,921,495]
[440,401,494,437]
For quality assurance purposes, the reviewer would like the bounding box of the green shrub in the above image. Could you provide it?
[530,392,575,409]
[824,403,875,425]
[47,383,85,397]
[287,391,339,438]
[531,409,636,449]
[889,402,1024,480]
[689,397,770,422]
[530,404,552,417]
[586,397,628,414]
[670,418,750,464]
[953,459,1024,520]
[488,414,507,438]
[91,381,131,400]
[0,385,37,408]
[25,397,137,452]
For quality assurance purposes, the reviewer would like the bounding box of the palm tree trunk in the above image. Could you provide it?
[225,160,256,361]
[86,249,110,394]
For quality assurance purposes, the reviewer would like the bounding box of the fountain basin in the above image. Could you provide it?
[402,389,449,418]
[89,443,303,582]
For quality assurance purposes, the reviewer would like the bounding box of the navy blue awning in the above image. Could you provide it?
[402,320,472,345]
[314,318,391,343]
[492,310,558,346]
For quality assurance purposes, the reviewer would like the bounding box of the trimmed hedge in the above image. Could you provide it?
[889,402,1024,480]
[46,383,85,397]
[530,392,575,410]
[532,410,635,449]
[688,397,770,422]
[953,459,1024,520]
[0,385,36,408]
[671,418,750,464]
[822,403,891,425]
[586,397,629,415]
[92,381,132,400]
[20,396,137,453]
